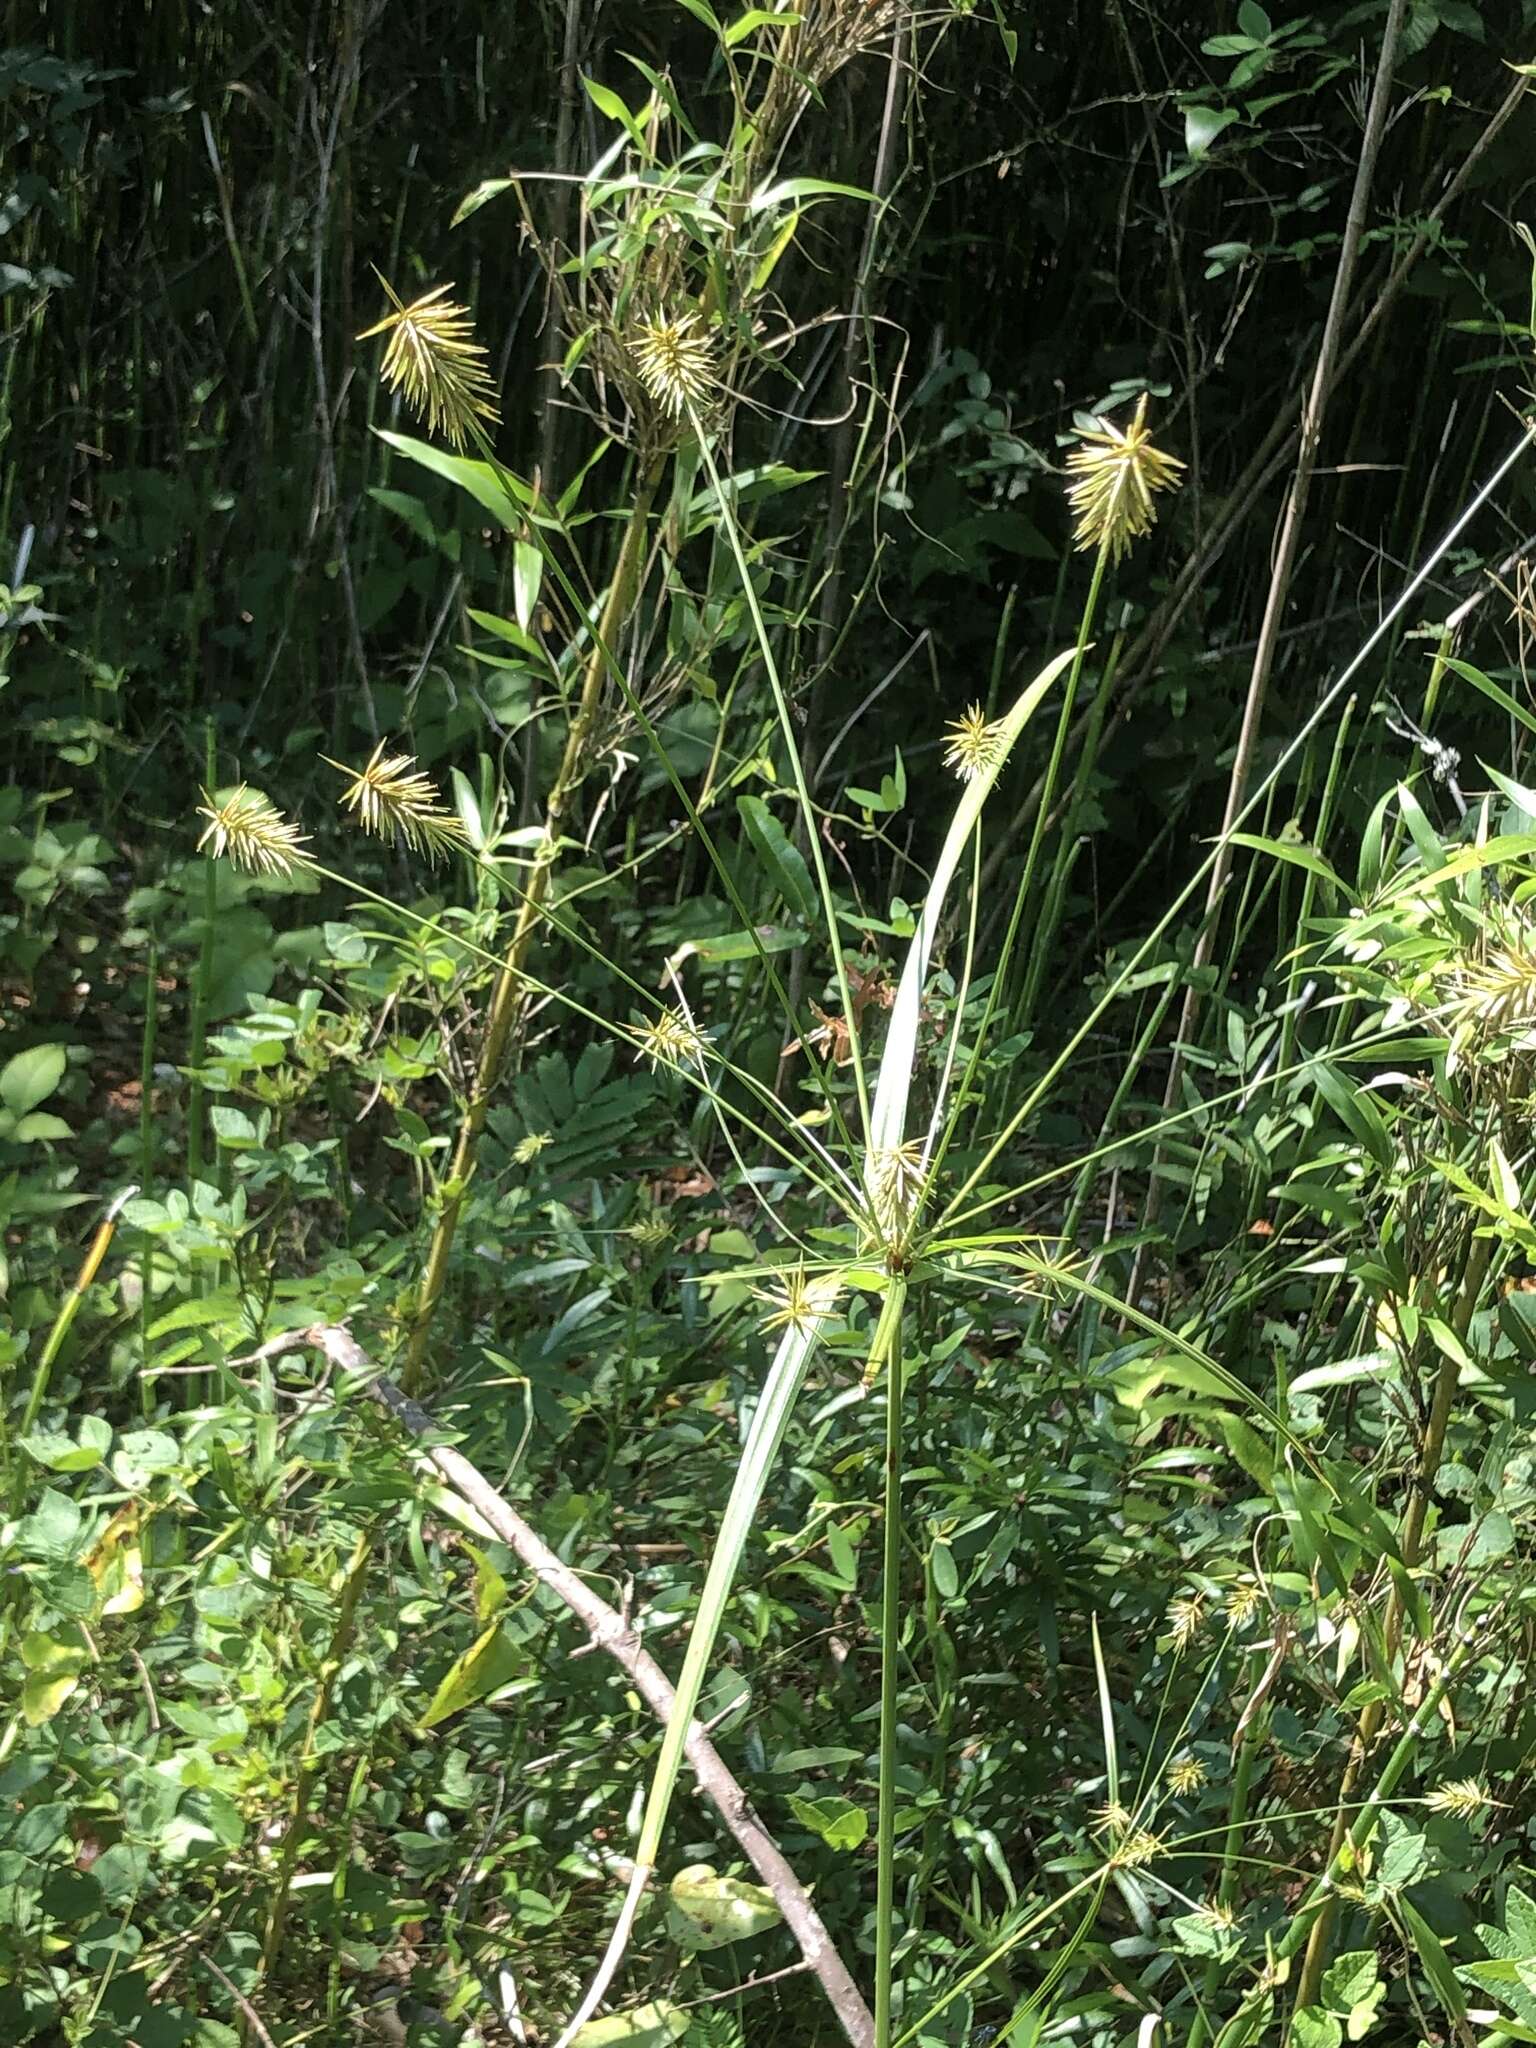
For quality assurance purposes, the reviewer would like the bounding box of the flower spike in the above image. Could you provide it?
[629,312,718,418]
[326,741,468,862]
[359,277,501,450]
[196,786,312,877]
[1065,392,1184,562]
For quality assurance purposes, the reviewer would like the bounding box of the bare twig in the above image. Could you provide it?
[294,1323,875,2048]
[201,1952,279,2048]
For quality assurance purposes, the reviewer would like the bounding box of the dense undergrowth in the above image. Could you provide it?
[8,4,1536,2045]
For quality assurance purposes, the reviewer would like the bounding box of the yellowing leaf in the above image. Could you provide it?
[1112,1356,1236,1411]
[84,1504,145,1617]
[571,2000,690,2046]
[668,1863,781,1949]
[21,1631,89,1726]
[418,1622,525,1729]
[462,1542,508,1626]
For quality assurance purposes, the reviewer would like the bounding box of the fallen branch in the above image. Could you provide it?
[294,1323,875,2048]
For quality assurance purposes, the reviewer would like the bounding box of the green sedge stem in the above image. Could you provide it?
[16,1186,138,1470]
[460,415,865,1173]
[1011,540,1109,1028]
[873,1280,909,2046]
[188,719,217,1205]
[689,403,874,1148]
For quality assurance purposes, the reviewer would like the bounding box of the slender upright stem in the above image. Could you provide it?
[925,547,1106,1201]
[1184,1701,1263,2048]
[1012,542,1109,1032]
[875,1298,907,2047]
[187,719,218,1208]
[137,944,158,1416]
[1145,0,1408,1239]
[251,1523,375,2035]
[691,413,873,1145]
[1293,1229,1492,2008]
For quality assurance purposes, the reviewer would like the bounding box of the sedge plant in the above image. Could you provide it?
[184,30,1536,2037]
[188,374,1536,2048]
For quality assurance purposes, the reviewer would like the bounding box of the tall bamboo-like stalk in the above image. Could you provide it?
[186,720,218,1207]
[1135,0,1409,1279]
[248,1522,375,2036]
[402,458,663,1386]
[137,944,158,1417]
[1293,1231,1494,2008]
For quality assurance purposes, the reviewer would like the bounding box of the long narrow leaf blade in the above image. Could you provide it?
[867,646,1077,1168]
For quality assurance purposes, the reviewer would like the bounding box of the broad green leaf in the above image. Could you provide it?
[111,1430,182,1490]
[22,1419,108,1473]
[582,76,647,145]
[724,6,802,45]
[1372,1826,1427,1893]
[788,1792,868,1851]
[513,540,543,632]
[451,177,515,226]
[1214,1413,1275,1491]
[1464,1509,1515,1568]
[736,794,817,923]
[1290,2010,1342,2048]
[1289,1351,1396,1397]
[1090,1612,1118,1811]
[210,1105,260,1148]
[1396,781,1446,873]
[1184,103,1240,157]
[147,1293,244,1339]
[467,1543,508,1625]
[376,429,531,529]
[1441,654,1536,734]
[684,463,821,532]
[11,1111,72,1143]
[664,924,807,967]
[368,485,438,548]
[929,1538,959,1599]
[1113,1356,1237,1409]
[751,208,800,291]
[749,175,875,210]
[824,1520,857,1586]
[1228,831,1343,889]
[1174,1907,1242,1959]
[1,1043,67,1117]
[1271,1175,1365,1230]
[467,605,545,661]
[419,1622,526,1728]
[1310,1061,1392,1171]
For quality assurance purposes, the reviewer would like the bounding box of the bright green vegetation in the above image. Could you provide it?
[6,5,1536,2046]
